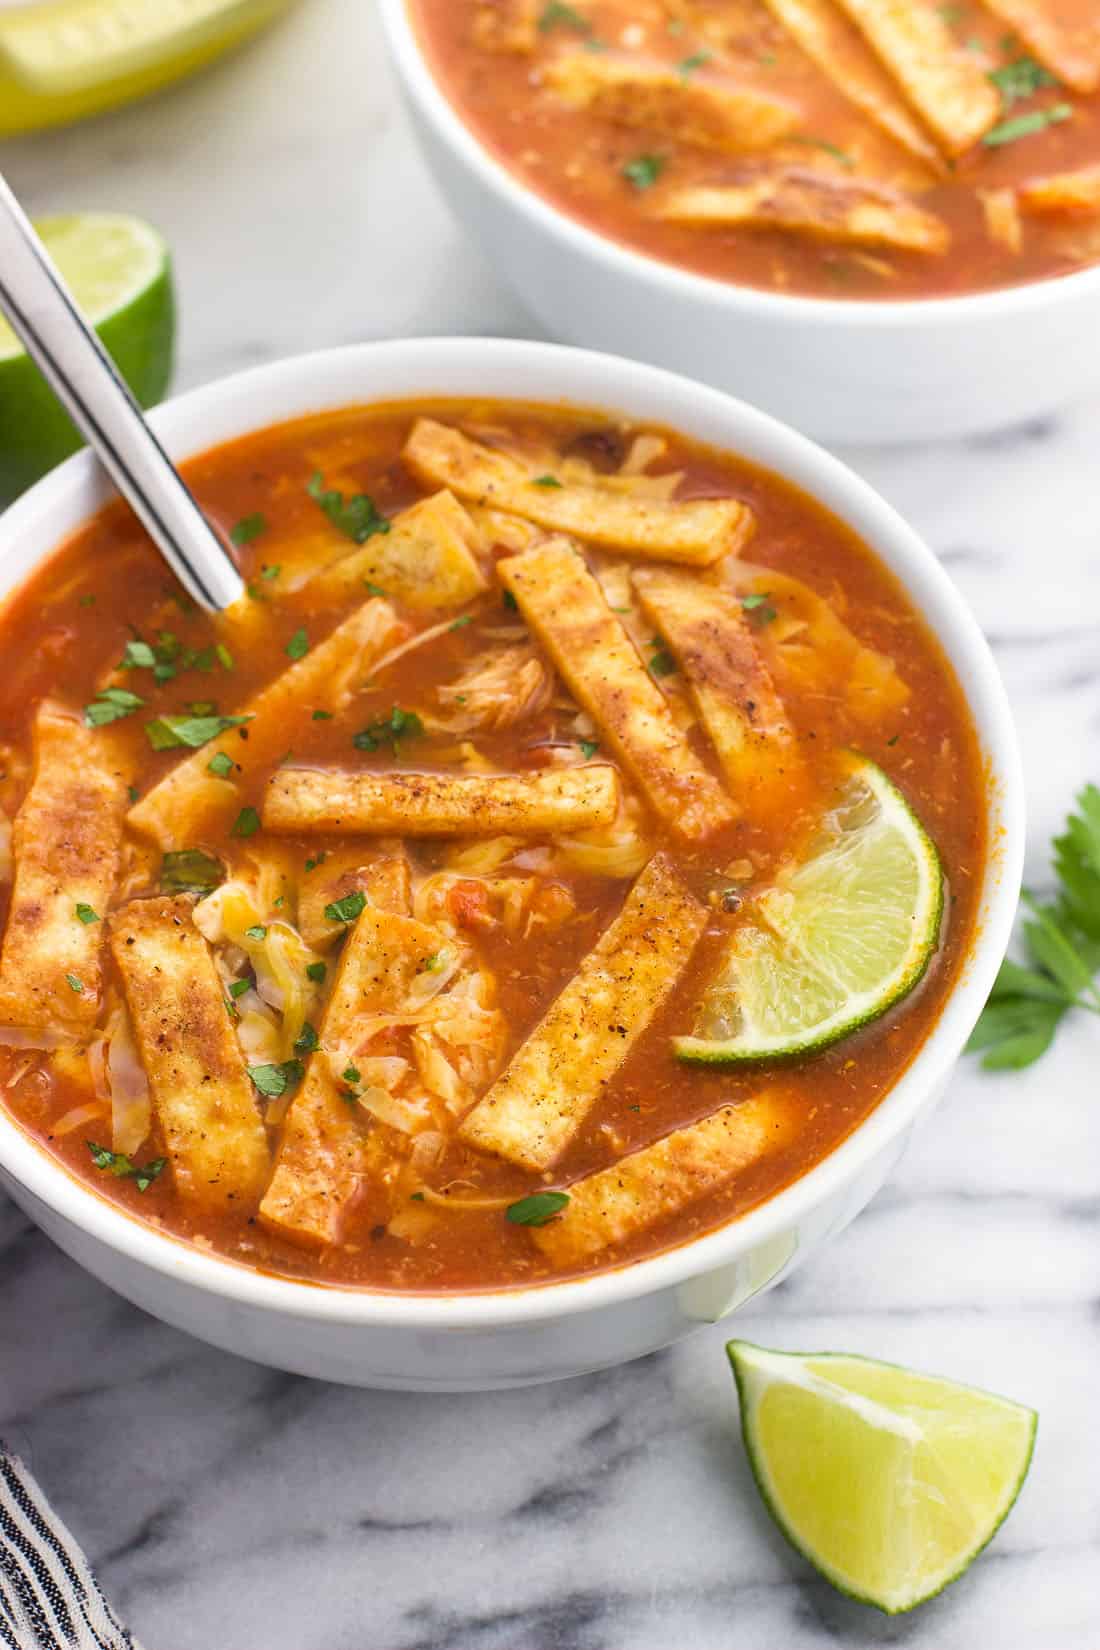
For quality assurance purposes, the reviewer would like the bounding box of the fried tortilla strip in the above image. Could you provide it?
[307,491,489,609]
[109,895,270,1207]
[0,703,130,1036]
[264,765,620,838]
[657,171,950,251]
[759,0,942,165]
[982,0,1100,94]
[501,540,737,840]
[830,0,999,153]
[128,597,405,850]
[403,420,753,565]
[459,854,706,1171]
[631,568,808,819]
[544,52,799,153]
[260,905,442,1246]
[298,843,411,950]
[532,1094,790,1266]
[1020,165,1100,215]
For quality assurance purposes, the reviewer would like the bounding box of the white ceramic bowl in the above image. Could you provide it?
[378,0,1100,445]
[0,338,1023,1388]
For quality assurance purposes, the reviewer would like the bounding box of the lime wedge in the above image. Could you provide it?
[0,213,174,505]
[727,1340,1037,1614]
[675,753,943,1065]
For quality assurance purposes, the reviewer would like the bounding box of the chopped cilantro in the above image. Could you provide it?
[65,973,84,993]
[294,1021,319,1054]
[74,903,99,925]
[304,852,327,873]
[740,592,778,624]
[145,713,251,751]
[216,642,235,671]
[127,785,139,804]
[120,639,156,670]
[449,615,473,630]
[187,700,216,717]
[982,104,1072,145]
[78,593,96,608]
[532,474,563,487]
[207,750,235,778]
[648,643,677,678]
[989,55,1057,106]
[230,512,268,547]
[231,806,261,838]
[342,1064,361,1084]
[306,961,327,984]
[312,709,333,720]
[505,1191,570,1226]
[678,50,711,77]
[578,739,599,760]
[307,472,390,544]
[228,978,251,999]
[161,848,225,895]
[623,153,666,191]
[84,686,145,727]
[245,924,268,941]
[86,1141,166,1192]
[352,705,424,753]
[325,891,367,925]
[364,581,387,597]
[502,589,519,611]
[286,627,309,661]
[537,1,589,32]
[260,563,281,581]
[248,1060,304,1099]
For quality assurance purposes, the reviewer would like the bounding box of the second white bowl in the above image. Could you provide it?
[378,0,1100,446]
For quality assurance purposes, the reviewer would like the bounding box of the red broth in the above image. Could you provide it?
[412,0,1100,300]
[0,400,985,1290]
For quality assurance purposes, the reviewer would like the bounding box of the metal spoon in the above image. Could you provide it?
[0,173,244,613]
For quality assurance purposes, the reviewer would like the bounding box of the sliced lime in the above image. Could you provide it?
[728,1340,1037,1614]
[0,213,174,505]
[676,753,943,1064]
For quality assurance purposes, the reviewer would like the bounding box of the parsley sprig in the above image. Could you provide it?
[968,785,1100,1070]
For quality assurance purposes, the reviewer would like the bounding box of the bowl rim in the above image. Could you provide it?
[377,0,1100,327]
[0,335,1025,1330]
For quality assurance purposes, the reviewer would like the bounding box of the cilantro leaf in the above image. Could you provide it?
[230,512,268,546]
[74,903,99,925]
[248,1060,304,1099]
[145,713,251,751]
[505,1191,570,1226]
[231,806,261,838]
[982,104,1072,146]
[84,686,145,727]
[353,706,424,753]
[161,848,225,895]
[538,2,589,32]
[306,961,327,983]
[989,55,1057,107]
[286,627,309,661]
[87,1141,167,1192]
[623,153,665,191]
[325,891,367,925]
[307,473,390,544]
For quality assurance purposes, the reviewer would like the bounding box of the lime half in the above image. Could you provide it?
[728,1340,1037,1614]
[676,754,943,1065]
[0,213,174,505]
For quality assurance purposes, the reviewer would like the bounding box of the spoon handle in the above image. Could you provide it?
[0,175,244,613]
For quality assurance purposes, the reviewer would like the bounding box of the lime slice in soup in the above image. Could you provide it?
[727,1340,1037,1614]
[676,754,943,1065]
[0,213,174,504]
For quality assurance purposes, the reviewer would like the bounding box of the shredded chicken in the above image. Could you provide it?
[436,644,556,732]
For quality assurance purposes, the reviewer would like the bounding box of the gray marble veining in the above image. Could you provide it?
[1,2,1098,1645]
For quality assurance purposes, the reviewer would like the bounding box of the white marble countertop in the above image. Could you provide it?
[1,3,1098,1646]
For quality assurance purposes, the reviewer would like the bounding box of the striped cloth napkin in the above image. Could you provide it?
[0,1445,138,1650]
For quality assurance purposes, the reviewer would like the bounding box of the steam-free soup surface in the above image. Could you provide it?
[0,399,984,1291]
[413,0,1100,299]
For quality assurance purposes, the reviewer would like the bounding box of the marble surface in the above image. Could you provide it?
[1,3,1098,1645]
